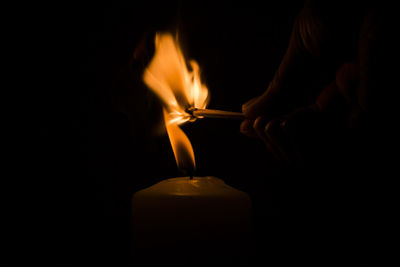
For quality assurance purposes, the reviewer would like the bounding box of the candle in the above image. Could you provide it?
[135,33,251,265]
[132,176,251,265]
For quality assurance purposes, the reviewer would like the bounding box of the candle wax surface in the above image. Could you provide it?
[134,176,247,197]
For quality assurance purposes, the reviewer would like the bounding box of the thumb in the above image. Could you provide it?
[241,87,279,120]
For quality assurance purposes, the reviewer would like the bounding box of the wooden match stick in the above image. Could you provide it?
[187,108,245,120]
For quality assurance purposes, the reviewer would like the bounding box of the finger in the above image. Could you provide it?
[253,116,283,161]
[315,81,348,119]
[240,119,257,138]
[335,62,357,106]
[242,88,277,119]
[334,62,363,128]
[242,97,259,114]
[253,116,269,141]
[264,119,294,163]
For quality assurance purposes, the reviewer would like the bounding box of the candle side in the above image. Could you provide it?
[131,176,252,265]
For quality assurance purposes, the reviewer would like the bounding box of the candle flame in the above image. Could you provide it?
[163,110,196,172]
[143,33,209,171]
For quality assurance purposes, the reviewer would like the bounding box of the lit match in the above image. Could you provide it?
[187,107,245,120]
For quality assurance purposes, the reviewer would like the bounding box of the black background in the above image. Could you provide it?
[24,0,395,266]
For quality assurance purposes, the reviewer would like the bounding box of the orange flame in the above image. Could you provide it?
[143,33,209,171]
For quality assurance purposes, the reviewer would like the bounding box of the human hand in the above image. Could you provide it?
[241,61,361,165]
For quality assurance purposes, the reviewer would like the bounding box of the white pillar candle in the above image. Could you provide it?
[132,176,251,265]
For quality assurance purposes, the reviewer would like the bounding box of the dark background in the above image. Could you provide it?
[28,0,394,266]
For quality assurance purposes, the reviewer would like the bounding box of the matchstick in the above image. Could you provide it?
[187,108,245,120]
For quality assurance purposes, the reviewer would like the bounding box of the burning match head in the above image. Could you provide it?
[185,107,204,122]
[186,107,197,114]
[185,107,201,121]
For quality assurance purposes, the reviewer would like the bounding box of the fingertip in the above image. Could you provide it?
[240,119,256,138]
[264,118,284,143]
[240,120,250,133]
[253,116,268,139]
